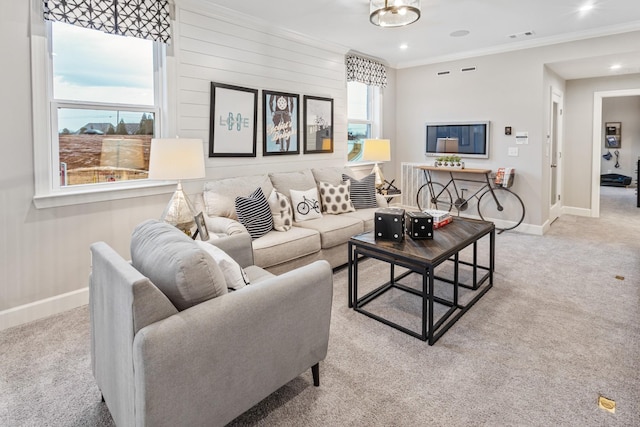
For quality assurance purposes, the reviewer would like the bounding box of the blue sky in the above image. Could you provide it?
[52,22,155,131]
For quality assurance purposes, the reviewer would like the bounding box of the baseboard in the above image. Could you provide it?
[0,288,89,332]
[562,206,591,217]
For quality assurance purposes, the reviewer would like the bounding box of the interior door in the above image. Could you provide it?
[549,89,563,223]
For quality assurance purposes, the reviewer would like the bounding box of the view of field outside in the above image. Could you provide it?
[52,22,156,186]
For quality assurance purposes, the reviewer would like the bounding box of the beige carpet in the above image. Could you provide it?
[1,186,639,426]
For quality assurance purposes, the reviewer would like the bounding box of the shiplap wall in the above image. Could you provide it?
[174,1,350,181]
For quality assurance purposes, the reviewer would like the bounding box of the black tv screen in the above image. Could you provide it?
[425,121,490,159]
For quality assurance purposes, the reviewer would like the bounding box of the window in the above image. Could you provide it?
[31,7,169,207]
[347,81,381,162]
[52,22,160,187]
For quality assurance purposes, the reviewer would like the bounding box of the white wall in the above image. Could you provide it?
[395,31,640,229]
[601,96,640,179]
[0,0,377,329]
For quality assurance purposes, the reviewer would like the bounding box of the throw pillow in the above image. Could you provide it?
[235,187,274,239]
[290,188,323,222]
[195,241,250,290]
[318,181,355,214]
[267,190,293,231]
[130,220,227,311]
[343,173,377,209]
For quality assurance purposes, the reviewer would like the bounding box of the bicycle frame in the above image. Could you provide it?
[424,169,502,210]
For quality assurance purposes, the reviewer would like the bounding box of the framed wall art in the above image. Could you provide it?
[262,91,300,155]
[303,96,333,154]
[604,122,621,148]
[209,82,258,157]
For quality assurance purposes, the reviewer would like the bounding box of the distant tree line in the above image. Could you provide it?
[59,113,154,136]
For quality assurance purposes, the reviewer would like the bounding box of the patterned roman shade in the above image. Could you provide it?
[346,55,388,88]
[43,0,171,43]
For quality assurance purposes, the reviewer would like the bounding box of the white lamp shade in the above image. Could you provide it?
[362,139,391,162]
[148,138,206,181]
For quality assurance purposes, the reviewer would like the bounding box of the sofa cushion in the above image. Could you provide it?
[235,187,274,239]
[252,227,321,268]
[318,181,355,214]
[196,241,250,290]
[341,207,378,232]
[343,173,377,209]
[131,220,227,311]
[312,167,352,186]
[294,214,364,249]
[267,190,293,231]
[203,174,273,220]
[290,188,323,222]
[268,169,317,199]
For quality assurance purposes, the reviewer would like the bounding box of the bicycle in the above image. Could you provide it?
[415,166,525,232]
[297,195,320,216]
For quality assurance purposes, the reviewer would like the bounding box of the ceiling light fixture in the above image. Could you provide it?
[370,0,421,28]
[400,43,408,49]
[610,64,622,70]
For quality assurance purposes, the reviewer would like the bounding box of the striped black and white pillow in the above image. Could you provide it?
[235,187,274,239]
[343,173,377,209]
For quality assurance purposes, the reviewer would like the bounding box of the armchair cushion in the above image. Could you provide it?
[131,220,228,311]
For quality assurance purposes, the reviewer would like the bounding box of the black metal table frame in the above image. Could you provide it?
[347,229,494,345]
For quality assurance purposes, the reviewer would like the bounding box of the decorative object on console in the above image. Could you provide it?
[370,0,421,27]
[290,188,323,222]
[303,96,333,154]
[235,187,274,239]
[148,138,206,235]
[375,207,405,241]
[318,181,355,214]
[209,82,258,157]
[362,139,391,188]
[342,173,377,209]
[194,212,209,241]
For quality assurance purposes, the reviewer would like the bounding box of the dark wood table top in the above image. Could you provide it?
[350,217,494,266]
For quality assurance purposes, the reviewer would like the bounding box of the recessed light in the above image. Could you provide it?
[400,43,408,50]
[610,64,622,70]
[579,4,594,13]
[450,30,470,38]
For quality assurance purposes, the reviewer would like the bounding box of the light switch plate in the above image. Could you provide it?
[508,147,519,156]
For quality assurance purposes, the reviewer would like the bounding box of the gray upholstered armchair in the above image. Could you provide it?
[89,220,333,426]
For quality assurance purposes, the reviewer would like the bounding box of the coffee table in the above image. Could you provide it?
[348,217,495,345]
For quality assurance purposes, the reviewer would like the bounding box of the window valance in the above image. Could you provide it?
[346,55,387,88]
[43,0,171,43]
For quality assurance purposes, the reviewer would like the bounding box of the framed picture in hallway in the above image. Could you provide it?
[262,91,300,155]
[209,82,258,157]
[604,122,621,148]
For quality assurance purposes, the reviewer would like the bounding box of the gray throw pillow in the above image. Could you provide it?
[131,220,228,311]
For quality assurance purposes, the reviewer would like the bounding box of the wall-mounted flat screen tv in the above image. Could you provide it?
[425,121,490,159]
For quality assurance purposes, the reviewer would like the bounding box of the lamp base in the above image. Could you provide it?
[371,163,385,188]
[161,181,197,235]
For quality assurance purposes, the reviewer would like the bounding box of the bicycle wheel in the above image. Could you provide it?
[416,182,452,212]
[297,201,310,215]
[477,187,525,231]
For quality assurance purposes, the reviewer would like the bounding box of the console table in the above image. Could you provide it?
[348,217,495,345]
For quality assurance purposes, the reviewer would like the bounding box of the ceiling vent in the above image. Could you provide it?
[508,30,535,39]
[461,66,476,72]
[437,70,451,76]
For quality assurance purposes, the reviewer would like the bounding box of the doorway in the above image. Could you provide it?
[591,88,640,217]
[549,89,563,223]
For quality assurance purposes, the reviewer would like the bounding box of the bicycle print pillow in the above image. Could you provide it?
[290,188,323,222]
[318,181,355,214]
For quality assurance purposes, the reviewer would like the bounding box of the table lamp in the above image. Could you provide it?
[148,138,206,235]
[362,139,391,188]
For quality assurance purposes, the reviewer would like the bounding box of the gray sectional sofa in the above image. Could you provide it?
[195,167,388,274]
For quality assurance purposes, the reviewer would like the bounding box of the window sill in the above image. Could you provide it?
[33,181,177,209]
